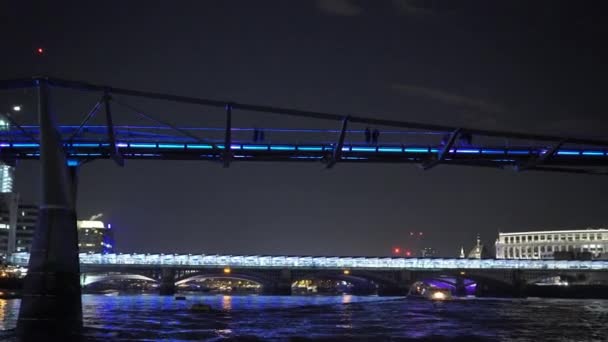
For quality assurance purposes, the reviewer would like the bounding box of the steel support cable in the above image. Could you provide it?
[0,112,39,143]
[110,98,219,149]
[42,76,608,147]
[67,96,105,142]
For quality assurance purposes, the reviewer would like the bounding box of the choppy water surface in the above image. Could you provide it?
[1,295,607,341]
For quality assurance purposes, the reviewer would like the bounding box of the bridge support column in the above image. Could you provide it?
[159,268,176,295]
[377,270,412,296]
[511,270,527,297]
[263,269,292,295]
[454,275,467,297]
[17,79,83,341]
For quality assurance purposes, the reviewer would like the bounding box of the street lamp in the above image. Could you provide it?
[12,105,21,112]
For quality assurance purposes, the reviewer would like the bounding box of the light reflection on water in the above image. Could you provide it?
[0,295,607,341]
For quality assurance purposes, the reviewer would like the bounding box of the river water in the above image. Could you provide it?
[0,295,607,341]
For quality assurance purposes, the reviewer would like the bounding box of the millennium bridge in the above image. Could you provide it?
[3,76,608,339]
[9,252,608,296]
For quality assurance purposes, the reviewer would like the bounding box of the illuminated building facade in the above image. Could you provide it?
[0,201,37,257]
[77,219,114,254]
[495,229,608,260]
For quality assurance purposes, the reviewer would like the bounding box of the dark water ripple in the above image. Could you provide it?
[1,295,607,341]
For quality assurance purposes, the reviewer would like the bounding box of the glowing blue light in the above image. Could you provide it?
[351,147,377,152]
[187,144,213,149]
[582,151,604,156]
[557,150,580,156]
[289,156,323,159]
[378,147,403,152]
[341,146,350,151]
[72,143,99,147]
[130,143,156,148]
[66,160,79,167]
[117,143,128,148]
[0,143,9,147]
[158,144,185,149]
[482,149,505,154]
[404,148,429,153]
[344,156,367,160]
[242,145,268,150]
[270,145,296,151]
[430,148,439,153]
[230,145,241,150]
[12,143,39,148]
[297,146,323,151]
[456,149,480,154]
[507,150,530,155]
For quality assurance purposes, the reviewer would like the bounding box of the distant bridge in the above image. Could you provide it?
[10,252,608,296]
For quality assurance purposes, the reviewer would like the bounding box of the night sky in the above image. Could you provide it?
[1,1,607,257]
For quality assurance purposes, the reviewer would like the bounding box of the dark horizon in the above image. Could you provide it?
[2,0,608,257]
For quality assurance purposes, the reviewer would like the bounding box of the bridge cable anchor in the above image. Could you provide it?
[222,103,233,168]
[103,91,125,167]
[515,138,568,172]
[325,116,350,169]
[421,128,462,170]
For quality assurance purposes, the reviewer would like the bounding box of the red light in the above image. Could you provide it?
[393,247,401,254]
[36,48,44,55]
[406,251,412,257]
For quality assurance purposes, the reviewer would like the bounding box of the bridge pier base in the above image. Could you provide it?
[454,276,467,297]
[17,79,83,341]
[263,269,292,295]
[159,269,176,295]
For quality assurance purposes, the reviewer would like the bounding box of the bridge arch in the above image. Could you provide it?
[173,270,275,292]
[81,273,158,286]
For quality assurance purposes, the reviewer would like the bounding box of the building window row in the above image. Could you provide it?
[503,233,605,244]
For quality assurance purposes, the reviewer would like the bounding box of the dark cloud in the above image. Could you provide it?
[391,0,435,15]
[392,83,507,113]
[316,0,362,16]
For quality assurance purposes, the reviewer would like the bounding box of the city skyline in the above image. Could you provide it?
[2,1,608,257]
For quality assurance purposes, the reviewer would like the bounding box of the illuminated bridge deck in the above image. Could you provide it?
[8,253,608,270]
[3,139,608,168]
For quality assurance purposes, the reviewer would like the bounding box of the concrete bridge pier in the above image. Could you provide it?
[454,275,467,297]
[262,269,292,295]
[511,270,528,297]
[17,79,83,341]
[377,270,412,296]
[159,268,177,295]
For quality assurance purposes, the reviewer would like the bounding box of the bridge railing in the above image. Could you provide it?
[8,252,608,270]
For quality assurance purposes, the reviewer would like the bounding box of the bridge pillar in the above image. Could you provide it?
[159,268,176,295]
[377,270,412,296]
[263,269,292,295]
[17,79,83,341]
[511,270,527,297]
[454,275,467,297]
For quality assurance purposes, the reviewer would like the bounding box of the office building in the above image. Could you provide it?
[495,228,608,260]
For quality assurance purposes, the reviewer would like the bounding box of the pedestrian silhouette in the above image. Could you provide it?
[364,127,371,143]
[371,129,379,144]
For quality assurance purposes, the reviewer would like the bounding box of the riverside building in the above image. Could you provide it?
[495,228,608,260]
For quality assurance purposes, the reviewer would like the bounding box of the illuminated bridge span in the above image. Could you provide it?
[9,252,608,270]
[3,136,608,170]
[9,252,608,297]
